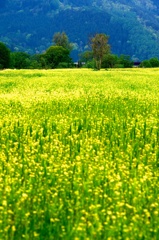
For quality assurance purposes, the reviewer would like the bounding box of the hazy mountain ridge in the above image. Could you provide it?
[1,0,159,60]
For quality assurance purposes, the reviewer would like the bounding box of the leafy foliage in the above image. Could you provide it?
[149,57,159,67]
[102,54,119,68]
[53,32,73,52]
[118,55,134,68]
[91,33,110,70]
[10,52,31,69]
[140,57,159,68]
[0,42,10,69]
[43,46,71,68]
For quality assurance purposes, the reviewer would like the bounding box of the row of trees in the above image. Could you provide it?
[1,32,159,70]
[80,34,133,70]
[0,32,73,70]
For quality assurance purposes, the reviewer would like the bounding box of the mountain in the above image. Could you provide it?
[1,0,159,61]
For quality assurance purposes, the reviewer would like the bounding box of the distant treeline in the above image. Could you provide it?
[1,41,159,70]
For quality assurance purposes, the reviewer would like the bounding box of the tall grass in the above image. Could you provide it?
[0,69,159,239]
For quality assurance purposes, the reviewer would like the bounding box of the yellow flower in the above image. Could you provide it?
[33,232,39,237]
[12,226,16,232]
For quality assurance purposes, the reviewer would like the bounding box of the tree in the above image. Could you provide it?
[149,57,159,67]
[139,60,152,68]
[90,33,110,70]
[52,32,73,52]
[102,54,118,68]
[44,46,71,69]
[118,55,133,68]
[0,42,10,69]
[10,52,31,69]
[79,50,93,63]
[79,50,94,68]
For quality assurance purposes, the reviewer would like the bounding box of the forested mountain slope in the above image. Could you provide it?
[1,0,159,60]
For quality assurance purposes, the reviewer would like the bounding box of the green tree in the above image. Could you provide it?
[44,46,71,69]
[79,50,93,63]
[53,32,73,52]
[102,54,118,68]
[10,52,31,69]
[0,42,10,69]
[90,33,110,70]
[29,54,43,69]
[118,55,133,68]
[79,50,94,68]
[149,57,159,67]
[139,60,152,68]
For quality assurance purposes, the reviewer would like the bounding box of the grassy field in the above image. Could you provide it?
[0,68,159,240]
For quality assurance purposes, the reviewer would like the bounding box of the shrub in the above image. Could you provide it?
[149,57,159,67]
[139,60,152,68]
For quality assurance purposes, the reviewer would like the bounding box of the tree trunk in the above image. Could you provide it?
[95,58,101,70]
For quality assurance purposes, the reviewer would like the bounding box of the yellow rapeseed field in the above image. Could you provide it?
[0,68,159,239]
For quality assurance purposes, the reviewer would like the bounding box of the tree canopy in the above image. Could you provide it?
[0,42,10,69]
[44,45,71,69]
[10,52,31,69]
[53,32,73,52]
[90,33,110,70]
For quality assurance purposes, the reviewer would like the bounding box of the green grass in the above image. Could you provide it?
[0,68,159,239]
